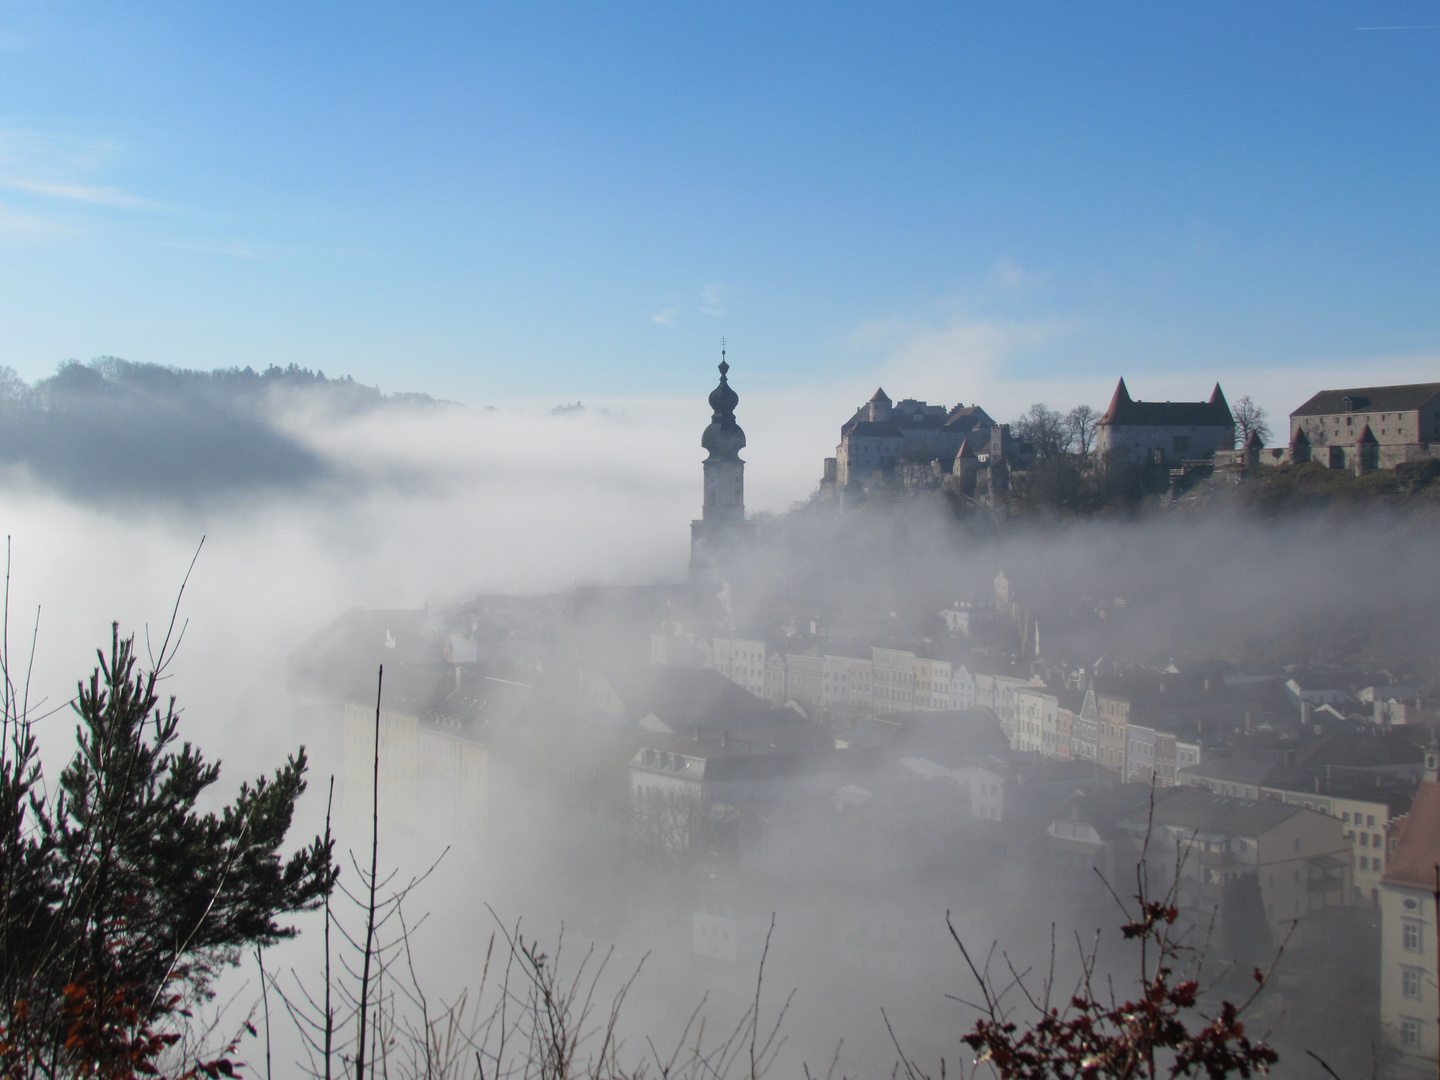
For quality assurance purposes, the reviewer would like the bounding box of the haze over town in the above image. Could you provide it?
[2,5,1440,1080]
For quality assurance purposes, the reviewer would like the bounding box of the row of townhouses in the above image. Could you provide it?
[654,630,981,716]
[665,630,1213,789]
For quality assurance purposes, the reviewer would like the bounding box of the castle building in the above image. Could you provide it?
[1288,382,1440,472]
[690,358,753,582]
[830,388,1006,489]
[1094,379,1234,470]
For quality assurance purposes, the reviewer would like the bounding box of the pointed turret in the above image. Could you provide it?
[951,437,978,496]
[1209,383,1233,425]
[1289,423,1311,464]
[1099,378,1131,425]
[866,387,893,422]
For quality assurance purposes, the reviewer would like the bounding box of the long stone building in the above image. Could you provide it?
[1289,382,1440,471]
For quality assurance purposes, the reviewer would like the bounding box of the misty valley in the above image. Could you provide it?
[2,358,1440,1080]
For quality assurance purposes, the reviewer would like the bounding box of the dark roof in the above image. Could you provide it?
[1294,732,1424,770]
[896,412,946,431]
[1179,754,1285,786]
[1145,786,1306,837]
[1291,382,1440,418]
[1098,378,1234,430]
[1384,781,1440,890]
[1051,783,1156,837]
[344,664,504,742]
[1288,670,1370,692]
[944,405,995,431]
[888,709,1008,765]
[597,666,786,734]
[841,420,905,439]
[348,664,446,714]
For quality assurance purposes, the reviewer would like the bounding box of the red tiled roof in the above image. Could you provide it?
[1098,378,1233,429]
[1383,781,1440,891]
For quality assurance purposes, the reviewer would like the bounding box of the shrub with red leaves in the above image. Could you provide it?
[905,846,1287,1080]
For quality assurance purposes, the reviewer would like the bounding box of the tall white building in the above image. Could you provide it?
[1380,746,1440,1070]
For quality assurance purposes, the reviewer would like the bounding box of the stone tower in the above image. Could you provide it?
[689,357,751,583]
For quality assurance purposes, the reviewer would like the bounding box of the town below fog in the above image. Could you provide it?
[283,364,1440,1077]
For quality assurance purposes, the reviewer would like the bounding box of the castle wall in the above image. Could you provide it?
[1290,408,1440,470]
[836,433,905,487]
[1096,423,1233,468]
[1290,404,1440,451]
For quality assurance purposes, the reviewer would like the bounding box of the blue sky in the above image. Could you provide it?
[0,1,1437,410]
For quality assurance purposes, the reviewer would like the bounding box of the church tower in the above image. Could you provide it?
[690,352,751,583]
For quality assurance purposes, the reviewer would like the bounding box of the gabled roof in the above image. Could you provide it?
[1145,786,1306,837]
[597,666,784,734]
[1179,754,1285,787]
[1098,378,1234,429]
[1291,383,1440,418]
[1383,781,1440,890]
[944,404,995,431]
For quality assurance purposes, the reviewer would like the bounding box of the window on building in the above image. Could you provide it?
[1402,1017,1421,1047]
[1361,833,1369,847]
[1368,814,1376,827]
[1404,921,1422,952]
[1376,858,1383,873]
[1375,833,1383,848]
[1359,856,1368,871]
[1343,812,1351,823]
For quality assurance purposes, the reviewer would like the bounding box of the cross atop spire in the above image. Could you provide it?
[720,337,728,376]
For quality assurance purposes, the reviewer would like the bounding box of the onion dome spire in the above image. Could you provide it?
[709,358,738,424]
[701,346,746,460]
